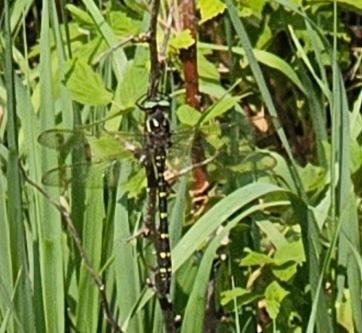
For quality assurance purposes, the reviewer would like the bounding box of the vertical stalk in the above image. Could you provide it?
[4,1,36,331]
[178,0,209,195]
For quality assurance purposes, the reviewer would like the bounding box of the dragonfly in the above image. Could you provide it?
[38,95,277,306]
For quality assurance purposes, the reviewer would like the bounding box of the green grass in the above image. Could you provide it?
[1,0,362,332]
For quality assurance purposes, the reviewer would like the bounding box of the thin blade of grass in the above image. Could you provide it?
[75,188,105,331]
[38,1,65,331]
[4,1,36,332]
[113,163,144,333]
[81,0,128,78]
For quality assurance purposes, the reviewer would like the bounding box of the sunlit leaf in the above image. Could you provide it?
[197,0,226,24]
[168,29,195,55]
[65,60,113,105]
[66,4,94,27]
[240,249,274,266]
[201,96,240,124]
[177,105,201,126]
[265,281,289,320]
[273,241,305,266]
[221,287,261,306]
[272,262,298,281]
[109,11,141,37]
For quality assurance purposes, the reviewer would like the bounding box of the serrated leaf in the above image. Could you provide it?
[176,105,201,126]
[198,0,226,24]
[240,249,274,266]
[237,0,267,19]
[168,29,195,55]
[265,281,289,320]
[65,60,113,105]
[109,11,141,37]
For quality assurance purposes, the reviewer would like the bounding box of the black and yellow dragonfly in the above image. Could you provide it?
[38,96,277,309]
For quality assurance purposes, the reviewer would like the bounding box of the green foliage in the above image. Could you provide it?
[197,0,226,24]
[65,60,113,105]
[168,29,195,55]
[2,0,362,333]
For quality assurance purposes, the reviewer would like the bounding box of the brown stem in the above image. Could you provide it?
[178,0,209,194]
[179,0,200,109]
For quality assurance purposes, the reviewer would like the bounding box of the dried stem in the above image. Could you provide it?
[22,168,122,333]
[178,0,209,195]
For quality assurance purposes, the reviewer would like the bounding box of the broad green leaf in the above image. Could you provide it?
[109,11,141,37]
[66,4,94,27]
[273,241,305,266]
[198,52,220,81]
[265,281,289,320]
[350,139,362,173]
[240,249,274,266]
[168,29,195,55]
[221,287,261,306]
[237,0,268,18]
[113,64,148,111]
[272,262,298,281]
[298,163,327,192]
[201,96,240,124]
[336,291,354,332]
[198,43,305,93]
[76,36,108,64]
[177,105,201,126]
[123,168,146,198]
[256,221,288,249]
[311,191,331,230]
[253,50,306,94]
[197,0,226,24]
[65,60,113,105]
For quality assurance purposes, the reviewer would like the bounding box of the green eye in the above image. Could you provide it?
[158,100,170,107]
[140,99,170,109]
[142,101,159,109]
[136,93,171,110]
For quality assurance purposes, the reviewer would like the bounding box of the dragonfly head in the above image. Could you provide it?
[145,107,170,143]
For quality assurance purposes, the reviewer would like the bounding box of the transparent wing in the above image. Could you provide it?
[41,160,124,189]
[38,114,278,188]
[166,118,278,176]
[38,128,143,162]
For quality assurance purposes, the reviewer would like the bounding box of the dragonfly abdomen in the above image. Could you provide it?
[154,146,172,295]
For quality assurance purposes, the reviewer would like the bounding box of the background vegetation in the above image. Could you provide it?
[1,0,362,332]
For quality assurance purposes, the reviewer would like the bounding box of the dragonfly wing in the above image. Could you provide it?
[38,129,87,150]
[38,128,143,162]
[42,160,122,189]
[166,121,278,180]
